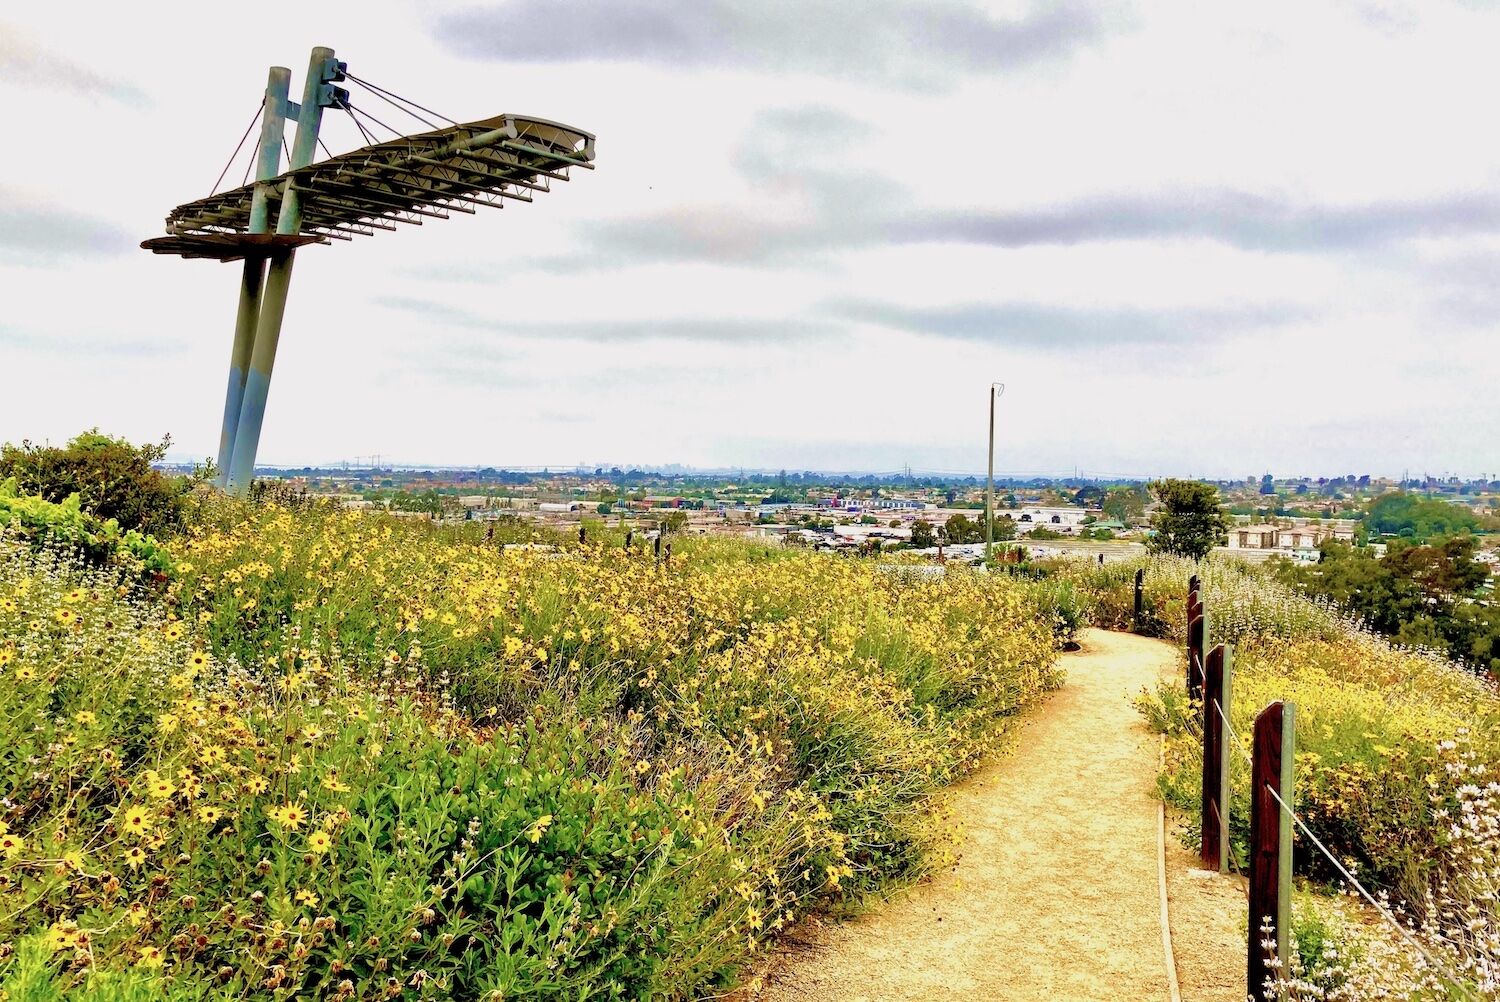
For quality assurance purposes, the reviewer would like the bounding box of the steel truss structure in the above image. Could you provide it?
[141,46,595,493]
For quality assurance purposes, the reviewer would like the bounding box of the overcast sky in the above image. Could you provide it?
[2,0,1498,478]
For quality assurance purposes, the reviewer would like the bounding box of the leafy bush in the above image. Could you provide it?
[0,431,196,537]
[0,479,173,577]
[173,512,1065,892]
[0,540,777,997]
[1055,554,1194,638]
[1026,577,1092,647]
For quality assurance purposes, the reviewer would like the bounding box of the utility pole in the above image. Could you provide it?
[985,383,1004,567]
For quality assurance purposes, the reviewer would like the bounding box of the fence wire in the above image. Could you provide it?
[1261,783,1474,1000]
[1186,590,1476,998]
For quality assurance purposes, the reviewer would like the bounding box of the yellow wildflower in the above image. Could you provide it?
[119,805,153,838]
[270,802,309,830]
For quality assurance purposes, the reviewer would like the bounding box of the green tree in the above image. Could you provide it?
[1072,486,1104,507]
[1146,479,1229,560]
[1102,486,1148,525]
[1365,492,1480,540]
[942,513,982,544]
[1275,537,1497,672]
[909,519,936,548]
[390,489,444,515]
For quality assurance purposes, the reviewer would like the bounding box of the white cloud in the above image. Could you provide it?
[0,0,1495,477]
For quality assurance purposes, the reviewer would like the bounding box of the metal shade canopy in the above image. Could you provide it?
[142,47,595,495]
[143,115,594,260]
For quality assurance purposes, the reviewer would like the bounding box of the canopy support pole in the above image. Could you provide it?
[216,66,289,488]
[226,47,337,495]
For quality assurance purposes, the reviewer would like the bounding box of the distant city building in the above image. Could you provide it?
[868,497,927,510]
[1007,506,1100,534]
[1226,519,1357,551]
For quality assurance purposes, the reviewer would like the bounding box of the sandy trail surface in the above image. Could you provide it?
[741,628,1180,1002]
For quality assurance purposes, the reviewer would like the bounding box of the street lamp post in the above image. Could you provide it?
[986,382,1005,567]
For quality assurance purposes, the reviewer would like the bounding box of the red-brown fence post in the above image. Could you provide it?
[1249,700,1295,999]
[1201,643,1232,872]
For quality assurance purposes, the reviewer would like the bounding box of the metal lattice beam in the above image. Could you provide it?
[143,114,593,261]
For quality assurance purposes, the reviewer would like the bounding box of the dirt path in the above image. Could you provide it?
[1163,825,1247,1002]
[742,628,1179,1002]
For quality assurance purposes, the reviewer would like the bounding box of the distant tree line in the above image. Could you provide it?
[1365,492,1483,540]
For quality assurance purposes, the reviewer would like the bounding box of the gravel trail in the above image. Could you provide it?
[742,628,1179,1002]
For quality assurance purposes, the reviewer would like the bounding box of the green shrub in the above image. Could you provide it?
[0,431,195,537]
[0,479,173,577]
[0,539,793,999]
[1026,577,1092,646]
[1060,553,1353,643]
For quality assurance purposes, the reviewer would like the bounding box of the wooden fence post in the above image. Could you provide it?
[1249,700,1295,999]
[1187,610,1205,701]
[1201,643,1232,872]
[1133,568,1145,633]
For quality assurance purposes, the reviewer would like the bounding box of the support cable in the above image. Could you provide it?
[1209,696,1254,767]
[345,72,458,126]
[343,106,377,147]
[212,97,265,195]
[242,131,262,188]
[345,75,439,130]
[347,102,404,142]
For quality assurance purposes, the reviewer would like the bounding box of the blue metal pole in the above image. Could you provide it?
[216,66,289,488]
[226,48,336,495]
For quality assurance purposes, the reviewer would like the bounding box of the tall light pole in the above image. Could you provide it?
[986,382,1005,567]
